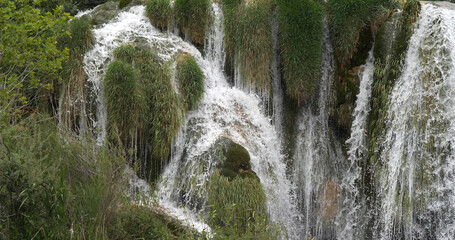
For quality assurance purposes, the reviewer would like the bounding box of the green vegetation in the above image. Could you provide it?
[368,0,421,164]
[327,0,397,67]
[222,0,274,94]
[0,119,125,239]
[104,60,148,146]
[113,44,137,64]
[119,0,133,9]
[0,0,70,119]
[208,171,282,239]
[59,18,94,131]
[146,0,173,30]
[277,0,324,103]
[174,0,211,45]
[177,54,205,110]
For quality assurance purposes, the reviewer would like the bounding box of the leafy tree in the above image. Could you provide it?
[0,0,70,122]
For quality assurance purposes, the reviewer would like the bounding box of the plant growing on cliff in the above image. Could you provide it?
[146,0,173,30]
[327,0,397,67]
[208,171,283,239]
[277,0,324,103]
[222,0,273,94]
[177,53,205,110]
[174,0,210,45]
[58,18,94,131]
[104,60,148,145]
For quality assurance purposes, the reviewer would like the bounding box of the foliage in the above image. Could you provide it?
[119,0,133,9]
[58,18,94,131]
[174,0,211,45]
[104,60,148,145]
[208,171,284,239]
[327,0,397,67]
[177,54,205,110]
[222,0,273,94]
[0,117,125,239]
[113,44,138,64]
[146,0,173,30]
[277,0,324,103]
[0,0,70,120]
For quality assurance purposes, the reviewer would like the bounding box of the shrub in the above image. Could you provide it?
[146,0,173,30]
[208,171,283,239]
[119,0,132,9]
[174,0,211,45]
[277,0,324,103]
[0,118,125,239]
[104,60,148,145]
[177,53,205,110]
[223,0,273,94]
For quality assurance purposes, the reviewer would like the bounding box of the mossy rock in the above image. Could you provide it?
[214,137,259,182]
[87,1,119,25]
[119,0,133,9]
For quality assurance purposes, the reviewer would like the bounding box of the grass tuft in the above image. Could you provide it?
[277,0,324,103]
[174,0,211,45]
[177,53,205,110]
[146,0,173,30]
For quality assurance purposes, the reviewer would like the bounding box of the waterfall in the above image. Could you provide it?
[337,48,375,239]
[376,4,455,239]
[292,19,346,239]
[155,2,302,237]
[271,8,284,136]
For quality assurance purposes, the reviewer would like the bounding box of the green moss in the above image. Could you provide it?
[176,53,205,110]
[104,60,148,144]
[277,0,324,103]
[146,0,173,30]
[119,0,133,9]
[368,0,421,165]
[174,0,211,45]
[208,171,282,239]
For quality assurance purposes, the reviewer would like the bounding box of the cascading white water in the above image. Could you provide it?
[292,19,346,239]
[152,2,302,238]
[336,48,375,239]
[376,3,455,239]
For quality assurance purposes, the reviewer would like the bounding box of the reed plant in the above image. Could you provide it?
[146,0,173,30]
[277,0,324,103]
[177,53,205,110]
[174,0,211,45]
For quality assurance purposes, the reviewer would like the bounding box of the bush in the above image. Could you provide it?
[177,53,205,110]
[0,118,125,239]
[104,60,148,145]
[208,171,283,239]
[146,0,173,30]
[174,0,211,45]
[277,0,324,103]
[119,0,132,9]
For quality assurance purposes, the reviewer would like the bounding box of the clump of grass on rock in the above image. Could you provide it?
[176,53,205,110]
[277,0,324,103]
[174,0,211,45]
[146,0,173,30]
